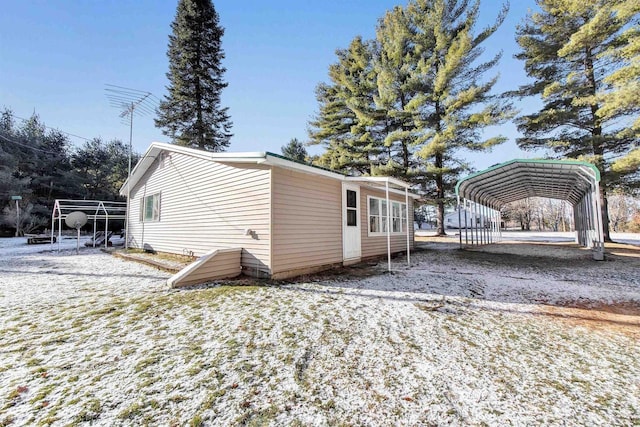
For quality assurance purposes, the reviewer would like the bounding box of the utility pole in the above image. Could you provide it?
[11,195,22,236]
[105,84,157,250]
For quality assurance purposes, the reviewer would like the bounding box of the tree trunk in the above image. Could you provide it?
[584,46,612,242]
[435,152,446,236]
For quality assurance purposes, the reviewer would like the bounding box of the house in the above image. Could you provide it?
[444,206,490,229]
[120,143,419,286]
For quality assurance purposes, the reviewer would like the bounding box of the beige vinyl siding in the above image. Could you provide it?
[128,152,271,275]
[360,187,414,259]
[271,167,343,275]
[168,248,242,288]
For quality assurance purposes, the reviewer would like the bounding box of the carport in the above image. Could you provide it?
[455,159,604,260]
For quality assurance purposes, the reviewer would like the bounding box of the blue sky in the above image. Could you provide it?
[1,0,542,171]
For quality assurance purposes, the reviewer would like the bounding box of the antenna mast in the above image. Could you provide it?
[105,84,158,250]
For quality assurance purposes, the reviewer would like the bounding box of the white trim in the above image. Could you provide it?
[121,142,421,198]
[264,154,346,181]
[346,175,411,189]
[167,247,242,287]
[342,183,362,261]
[366,195,407,237]
[141,192,161,222]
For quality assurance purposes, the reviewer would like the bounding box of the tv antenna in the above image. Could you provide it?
[105,84,159,250]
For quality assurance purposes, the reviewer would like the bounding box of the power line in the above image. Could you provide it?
[0,133,65,155]
[12,115,92,142]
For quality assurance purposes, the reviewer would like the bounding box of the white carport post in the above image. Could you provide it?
[92,204,100,248]
[464,199,469,245]
[458,195,463,249]
[102,202,110,249]
[385,180,391,272]
[50,200,58,249]
[405,187,410,267]
[591,180,605,260]
[57,210,62,252]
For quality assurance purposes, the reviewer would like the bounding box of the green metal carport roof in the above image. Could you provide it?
[455,159,601,209]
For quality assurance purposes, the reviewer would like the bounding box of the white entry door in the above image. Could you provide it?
[342,184,361,260]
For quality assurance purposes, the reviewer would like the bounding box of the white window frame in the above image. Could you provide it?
[140,192,161,222]
[367,196,406,236]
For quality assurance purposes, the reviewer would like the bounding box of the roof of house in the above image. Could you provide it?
[120,142,420,198]
[455,159,601,209]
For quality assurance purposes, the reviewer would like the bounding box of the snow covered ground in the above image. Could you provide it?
[415,229,640,246]
[0,238,639,426]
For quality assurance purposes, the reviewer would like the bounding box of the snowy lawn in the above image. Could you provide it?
[0,238,639,426]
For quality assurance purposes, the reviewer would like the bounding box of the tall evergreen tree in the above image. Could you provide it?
[590,0,640,140]
[309,1,513,235]
[156,0,232,152]
[309,37,386,175]
[514,0,639,241]
[407,0,515,235]
[281,138,308,162]
[374,6,424,180]
[72,138,136,201]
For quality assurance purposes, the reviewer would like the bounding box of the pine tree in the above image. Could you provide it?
[514,0,639,241]
[309,37,385,175]
[281,138,308,162]
[409,0,515,235]
[156,0,232,151]
[374,6,424,181]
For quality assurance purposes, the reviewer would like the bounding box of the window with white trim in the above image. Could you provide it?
[368,196,406,234]
[140,193,161,222]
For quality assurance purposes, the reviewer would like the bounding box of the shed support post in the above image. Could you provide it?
[50,201,57,249]
[386,181,391,272]
[93,214,97,248]
[405,187,410,267]
[58,214,62,252]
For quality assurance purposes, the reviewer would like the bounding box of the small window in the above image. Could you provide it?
[140,193,160,222]
[346,190,357,226]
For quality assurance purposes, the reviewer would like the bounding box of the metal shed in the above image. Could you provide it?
[51,199,127,251]
[455,159,604,260]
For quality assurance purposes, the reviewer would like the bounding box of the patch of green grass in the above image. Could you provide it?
[137,374,159,388]
[190,414,204,427]
[36,414,59,426]
[74,399,102,423]
[29,384,56,405]
[234,405,279,427]
[120,347,136,357]
[168,394,188,403]
[201,389,226,409]
[134,355,161,373]
[25,357,42,367]
[0,415,16,426]
[117,401,143,420]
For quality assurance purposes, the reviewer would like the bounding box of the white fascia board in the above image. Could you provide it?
[119,142,268,195]
[346,176,411,188]
[263,154,346,180]
[344,177,421,199]
[361,183,421,199]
